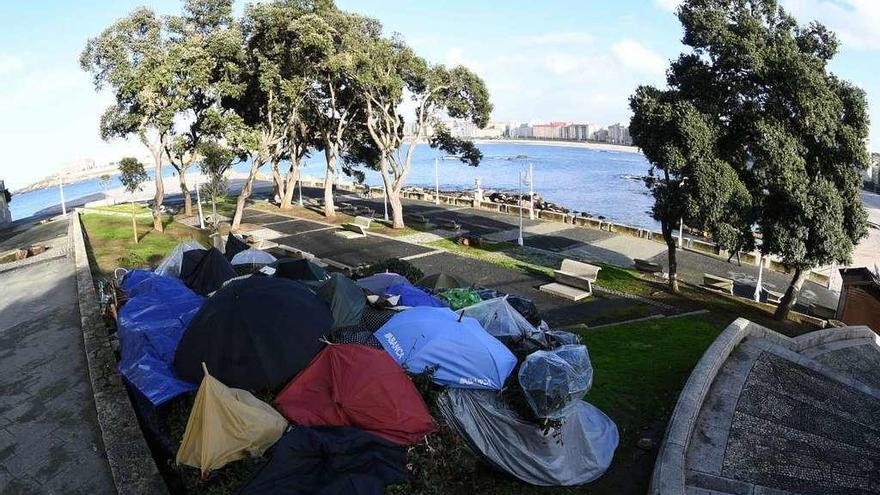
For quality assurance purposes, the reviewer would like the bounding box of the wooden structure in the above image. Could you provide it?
[835,267,880,332]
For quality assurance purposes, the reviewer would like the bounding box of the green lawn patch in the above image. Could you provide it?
[81,213,210,276]
[85,203,152,215]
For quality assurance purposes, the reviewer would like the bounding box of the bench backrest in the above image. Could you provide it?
[353,216,372,228]
[560,259,601,280]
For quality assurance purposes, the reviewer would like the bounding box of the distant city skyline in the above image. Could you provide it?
[2,0,879,189]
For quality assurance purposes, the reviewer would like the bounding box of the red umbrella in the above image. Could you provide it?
[275,344,434,445]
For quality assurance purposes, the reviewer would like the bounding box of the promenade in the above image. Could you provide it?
[0,221,115,493]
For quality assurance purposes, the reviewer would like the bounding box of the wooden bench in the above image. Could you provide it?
[764,289,784,305]
[703,273,734,294]
[437,218,461,231]
[341,216,373,236]
[406,213,432,227]
[554,259,601,294]
[634,258,663,273]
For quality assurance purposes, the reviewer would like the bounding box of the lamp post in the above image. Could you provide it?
[754,252,764,302]
[517,167,525,246]
[678,176,688,249]
[383,181,389,222]
[528,163,534,220]
[434,157,440,205]
[195,173,205,229]
[59,176,67,218]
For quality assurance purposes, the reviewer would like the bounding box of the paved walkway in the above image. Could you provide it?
[685,335,880,494]
[0,225,115,493]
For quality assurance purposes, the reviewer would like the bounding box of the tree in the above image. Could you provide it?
[118,157,148,243]
[98,173,113,192]
[198,140,235,228]
[163,0,241,217]
[647,0,870,318]
[630,88,752,293]
[81,7,175,233]
[354,35,492,228]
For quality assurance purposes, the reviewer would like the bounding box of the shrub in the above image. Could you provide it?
[359,258,424,283]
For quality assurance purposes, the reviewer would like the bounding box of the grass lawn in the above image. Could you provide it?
[81,212,211,277]
[84,203,153,215]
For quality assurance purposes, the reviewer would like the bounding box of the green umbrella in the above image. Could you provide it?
[439,288,483,310]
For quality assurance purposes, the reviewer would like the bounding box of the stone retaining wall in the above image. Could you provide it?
[70,213,168,495]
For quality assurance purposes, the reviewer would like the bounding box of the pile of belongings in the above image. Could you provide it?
[115,250,618,490]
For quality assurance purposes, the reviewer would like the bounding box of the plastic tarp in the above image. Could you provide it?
[438,389,618,486]
[176,365,287,475]
[438,288,482,310]
[174,277,332,391]
[460,297,546,346]
[154,240,205,278]
[384,283,446,307]
[355,272,410,295]
[476,288,541,325]
[374,307,516,390]
[275,344,434,445]
[519,345,593,419]
[317,273,366,329]
[231,249,276,266]
[239,426,408,495]
[544,329,582,347]
[117,270,205,406]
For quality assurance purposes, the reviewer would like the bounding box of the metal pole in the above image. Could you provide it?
[754,253,764,302]
[678,217,684,249]
[383,181,389,222]
[59,176,67,218]
[517,168,524,246]
[298,175,303,206]
[434,157,440,205]
[528,163,534,220]
[195,174,205,229]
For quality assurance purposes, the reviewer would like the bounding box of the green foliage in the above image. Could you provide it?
[118,157,147,194]
[199,141,235,200]
[98,174,113,190]
[359,258,424,283]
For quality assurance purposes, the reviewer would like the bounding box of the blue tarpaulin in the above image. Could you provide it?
[117,270,205,406]
[374,307,516,390]
[384,284,447,308]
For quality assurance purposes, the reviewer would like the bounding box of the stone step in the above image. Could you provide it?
[538,282,591,301]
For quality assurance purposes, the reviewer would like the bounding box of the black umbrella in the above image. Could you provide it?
[272,258,329,282]
[179,247,237,296]
[173,277,332,391]
[416,273,470,291]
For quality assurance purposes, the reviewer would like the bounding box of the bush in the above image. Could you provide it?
[359,258,424,283]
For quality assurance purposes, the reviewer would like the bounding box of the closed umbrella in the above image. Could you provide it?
[174,277,332,391]
[374,307,516,390]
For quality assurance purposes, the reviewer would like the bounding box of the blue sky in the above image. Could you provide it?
[1,0,878,189]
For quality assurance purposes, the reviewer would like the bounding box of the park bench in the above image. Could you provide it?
[437,218,461,231]
[633,258,663,274]
[406,213,432,228]
[539,259,601,301]
[764,288,784,305]
[554,259,601,293]
[703,273,734,294]
[809,303,837,320]
[341,216,373,237]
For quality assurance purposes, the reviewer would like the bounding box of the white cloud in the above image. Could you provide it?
[544,53,581,75]
[444,47,482,72]
[783,0,880,51]
[519,31,594,46]
[655,0,683,12]
[0,53,24,76]
[611,39,668,76]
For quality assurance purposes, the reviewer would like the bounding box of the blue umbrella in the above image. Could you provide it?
[356,272,411,294]
[374,307,517,390]
[384,283,447,307]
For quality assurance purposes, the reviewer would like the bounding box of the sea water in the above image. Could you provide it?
[9,142,658,229]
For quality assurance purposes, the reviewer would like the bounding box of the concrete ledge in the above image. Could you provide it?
[539,281,591,300]
[649,318,880,495]
[70,213,168,495]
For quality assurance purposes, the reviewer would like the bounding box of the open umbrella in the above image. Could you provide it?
[275,344,434,445]
[374,307,516,390]
[384,283,446,307]
[231,249,276,267]
[317,273,366,329]
[154,240,205,278]
[180,248,237,296]
[355,272,410,294]
[416,273,470,291]
[272,258,329,282]
[174,277,332,390]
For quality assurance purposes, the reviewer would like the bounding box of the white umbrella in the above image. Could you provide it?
[231,249,276,266]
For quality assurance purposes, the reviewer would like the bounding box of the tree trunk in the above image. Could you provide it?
[774,267,806,320]
[231,158,263,231]
[323,147,336,219]
[280,160,300,210]
[131,200,138,244]
[178,172,192,217]
[389,187,404,229]
[270,158,284,203]
[152,154,164,233]
[662,220,679,293]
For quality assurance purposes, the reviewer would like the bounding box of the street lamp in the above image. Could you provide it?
[754,252,764,302]
[528,163,534,220]
[195,173,205,229]
[678,176,688,249]
[517,167,526,246]
[434,157,440,205]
